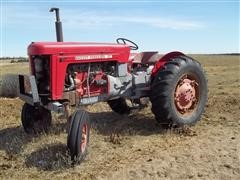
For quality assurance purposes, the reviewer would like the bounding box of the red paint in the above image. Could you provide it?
[75,70,107,97]
[151,51,185,76]
[28,42,130,100]
[81,123,88,153]
[28,42,185,100]
[175,78,196,110]
[28,42,130,63]
[174,74,199,115]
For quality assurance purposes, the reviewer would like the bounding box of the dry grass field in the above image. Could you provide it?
[0,55,239,179]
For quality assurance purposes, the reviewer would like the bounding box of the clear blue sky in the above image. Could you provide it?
[0,0,239,57]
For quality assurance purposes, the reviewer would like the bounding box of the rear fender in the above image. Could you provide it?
[151,51,185,77]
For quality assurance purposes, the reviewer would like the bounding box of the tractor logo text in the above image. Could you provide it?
[75,54,113,60]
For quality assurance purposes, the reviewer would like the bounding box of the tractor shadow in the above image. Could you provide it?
[21,109,166,171]
[1,108,183,171]
[0,122,66,156]
[25,143,72,171]
[0,126,33,155]
[0,122,72,171]
[24,110,168,171]
[22,110,193,172]
[89,109,168,137]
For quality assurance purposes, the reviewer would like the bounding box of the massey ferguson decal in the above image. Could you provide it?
[75,54,113,60]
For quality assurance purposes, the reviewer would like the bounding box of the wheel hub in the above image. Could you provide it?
[175,77,198,114]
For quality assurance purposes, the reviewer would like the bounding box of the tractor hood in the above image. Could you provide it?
[28,42,130,57]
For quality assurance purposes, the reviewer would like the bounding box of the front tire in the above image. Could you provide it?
[150,56,207,127]
[67,110,90,162]
[21,103,52,134]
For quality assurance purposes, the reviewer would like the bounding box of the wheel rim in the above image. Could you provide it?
[174,74,199,117]
[81,123,88,153]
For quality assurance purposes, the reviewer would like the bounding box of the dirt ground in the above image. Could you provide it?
[0,55,239,179]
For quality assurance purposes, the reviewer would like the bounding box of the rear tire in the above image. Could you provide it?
[67,110,90,162]
[21,103,52,134]
[150,56,207,127]
[107,98,130,114]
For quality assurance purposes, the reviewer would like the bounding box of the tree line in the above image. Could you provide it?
[0,57,28,63]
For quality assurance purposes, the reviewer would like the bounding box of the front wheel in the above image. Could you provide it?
[21,103,52,134]
[150,56,208,127]
[67,110,90,162]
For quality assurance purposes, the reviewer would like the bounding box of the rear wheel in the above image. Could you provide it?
[67,110,90,162]
[21,103,52,134]
[150,56,207,127]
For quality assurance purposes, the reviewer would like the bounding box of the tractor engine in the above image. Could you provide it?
[65,62,115,97]
[63,61,153,105]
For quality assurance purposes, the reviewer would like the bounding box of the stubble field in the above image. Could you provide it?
[0,55,239,179]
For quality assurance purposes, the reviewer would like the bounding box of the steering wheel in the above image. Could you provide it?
[116,38,138,50]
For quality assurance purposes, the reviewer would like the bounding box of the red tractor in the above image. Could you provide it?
[19,8,207,162]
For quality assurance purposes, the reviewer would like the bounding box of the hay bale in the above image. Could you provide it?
[0,74,19,98]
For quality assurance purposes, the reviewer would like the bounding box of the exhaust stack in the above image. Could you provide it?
[50,7,63,42]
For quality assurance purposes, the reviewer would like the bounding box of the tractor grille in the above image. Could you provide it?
[32,56,50,95]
